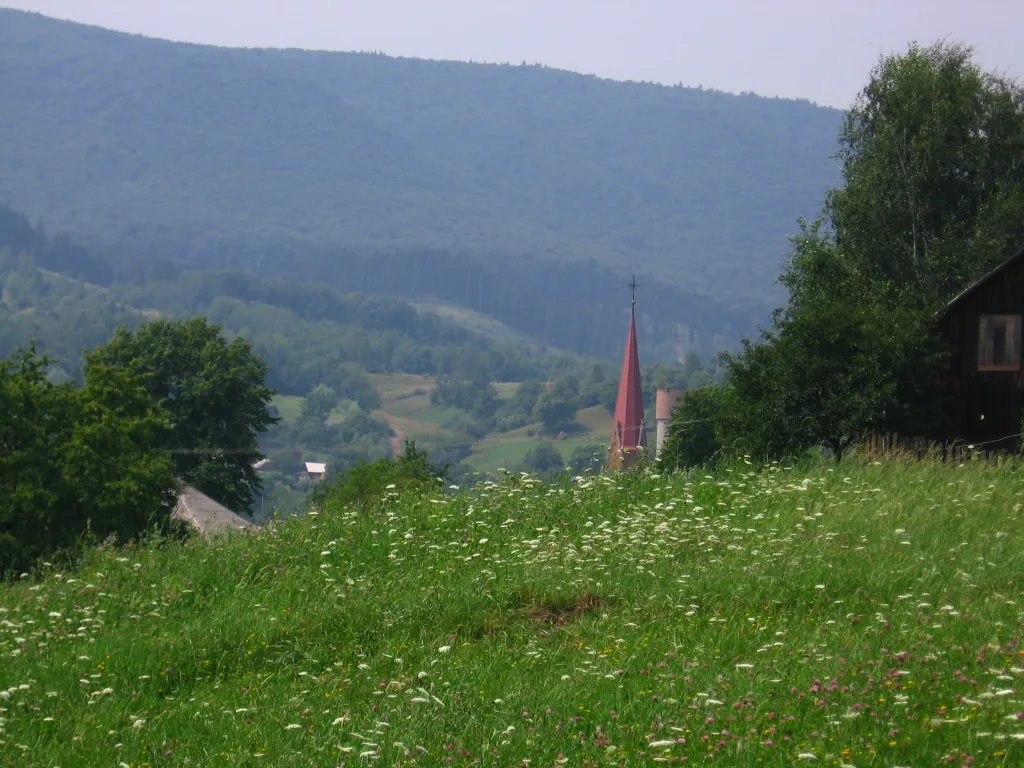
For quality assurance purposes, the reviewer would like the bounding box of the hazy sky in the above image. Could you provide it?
[1,0,1020,108]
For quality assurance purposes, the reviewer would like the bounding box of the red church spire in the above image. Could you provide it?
[608,276,647,470]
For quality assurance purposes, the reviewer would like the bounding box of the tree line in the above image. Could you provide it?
[0,243,599,396]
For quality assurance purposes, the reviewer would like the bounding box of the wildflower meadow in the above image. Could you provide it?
[1,459,1023,767]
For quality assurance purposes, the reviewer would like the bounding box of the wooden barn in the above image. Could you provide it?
[935,245,1024,452]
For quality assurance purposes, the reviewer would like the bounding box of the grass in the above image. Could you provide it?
[492,383,520,400]
[271,394,304,422]
[365,375,465,449]
[466,406,611,470]
[465,437,543,471]
[3,458,1024,766]
[366,374,434,402]
[271,395,374,425]
[273,378,609,473]
[270,395,350,425]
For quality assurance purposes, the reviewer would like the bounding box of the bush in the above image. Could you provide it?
[520,442,565,480]
[309,441,446,513]
[659,385,733,471]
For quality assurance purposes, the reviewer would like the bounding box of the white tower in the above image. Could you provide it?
[654,388,685,459]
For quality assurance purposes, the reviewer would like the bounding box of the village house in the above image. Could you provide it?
[304,461,327,482]
[172,485,256,535]
[935,244,1024,452]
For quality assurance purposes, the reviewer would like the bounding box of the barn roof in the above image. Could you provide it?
[939,244,1024,318]
[172,485,256,535]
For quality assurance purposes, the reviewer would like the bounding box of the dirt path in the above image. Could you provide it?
[380,412,405,456]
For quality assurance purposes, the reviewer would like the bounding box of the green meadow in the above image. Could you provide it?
[274,376,615,475]
[2,459,1023,766]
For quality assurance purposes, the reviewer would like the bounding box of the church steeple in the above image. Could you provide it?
[607,275,647,470]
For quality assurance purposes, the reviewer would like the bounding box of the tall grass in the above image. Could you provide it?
[2,458,1023,766]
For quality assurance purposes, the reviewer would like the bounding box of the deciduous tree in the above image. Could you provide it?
[713,42,1024,461]
[0,345,177,575]
[88,318,277,512]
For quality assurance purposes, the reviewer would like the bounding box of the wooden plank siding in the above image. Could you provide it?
[861,245,1024,459]
[935,246,1024,453]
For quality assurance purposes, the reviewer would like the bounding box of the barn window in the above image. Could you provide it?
[978,314,1022,370]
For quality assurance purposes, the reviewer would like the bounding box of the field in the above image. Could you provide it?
[465,405,611,471]
[274,377,613,474]
[2,459,1024,766]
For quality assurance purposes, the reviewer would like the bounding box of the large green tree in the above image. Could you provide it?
[713,42,1024,462]
[301,384,340,422]
[521,441,565,479]
[532,375,580,434]
[0,346,178,575]
[659,385,734,470]
[828,42,1024,305]
[89,318,277,512]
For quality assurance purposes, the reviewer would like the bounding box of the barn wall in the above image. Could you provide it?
[939,254,1024,451]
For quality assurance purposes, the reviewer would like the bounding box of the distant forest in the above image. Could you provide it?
[0,202,600,392]
[0,9,843,358]
[1,205,724,488]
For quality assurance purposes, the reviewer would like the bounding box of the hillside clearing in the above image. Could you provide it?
[2,460,1023,766]
[273,376,613,474]
[465,406,612,471]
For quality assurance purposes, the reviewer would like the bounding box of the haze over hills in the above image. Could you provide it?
[0,9,843,359]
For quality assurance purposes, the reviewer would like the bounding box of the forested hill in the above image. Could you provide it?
[0,9,842,352]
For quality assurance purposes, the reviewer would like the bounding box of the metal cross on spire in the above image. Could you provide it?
[628,274,639,314]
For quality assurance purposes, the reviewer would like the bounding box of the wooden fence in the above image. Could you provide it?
[859,431,1019,462]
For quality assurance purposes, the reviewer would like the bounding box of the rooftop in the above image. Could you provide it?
[172,485,256,535]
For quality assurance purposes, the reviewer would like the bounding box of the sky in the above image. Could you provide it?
[0,0,1020,109]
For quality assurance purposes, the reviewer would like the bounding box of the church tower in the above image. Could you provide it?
[607,277,647,470]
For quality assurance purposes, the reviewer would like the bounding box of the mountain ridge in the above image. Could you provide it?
[2,9,835,106]
[0,8,843,355]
